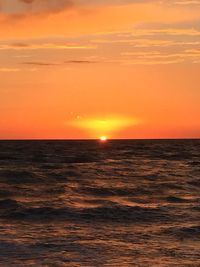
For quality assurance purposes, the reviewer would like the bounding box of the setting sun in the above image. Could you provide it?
[100,136,108,142]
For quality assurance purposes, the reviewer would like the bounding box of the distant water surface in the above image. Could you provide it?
[0,140,200,266]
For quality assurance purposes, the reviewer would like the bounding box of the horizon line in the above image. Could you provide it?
[0,138,199,141]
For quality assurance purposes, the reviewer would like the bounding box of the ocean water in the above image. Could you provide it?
[0,139,200,267]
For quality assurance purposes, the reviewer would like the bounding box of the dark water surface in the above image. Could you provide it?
[0,140,200,266]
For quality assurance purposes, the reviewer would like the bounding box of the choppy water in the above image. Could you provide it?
[0,140,200,266]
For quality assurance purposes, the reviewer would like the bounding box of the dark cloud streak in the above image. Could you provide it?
[22,61,59,66]
[21,60,97,66]
[64,60,97,64]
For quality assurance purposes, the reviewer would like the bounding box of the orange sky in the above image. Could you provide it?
[0,0,200,139]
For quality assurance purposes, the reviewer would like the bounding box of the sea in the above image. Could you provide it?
[0,139,200,267]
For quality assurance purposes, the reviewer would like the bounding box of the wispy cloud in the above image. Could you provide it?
[64,60,97,64]
[122,58,184,65]
[0,67,20,72]
[1,23,200,66]
[1,3,200,67]
[1,0,200,17]
[0,0,73,15]
[20,60,97,67]
[171,0,200,6]
[21,61,58,66]
[89,24,200,65]
[0,42,96,50]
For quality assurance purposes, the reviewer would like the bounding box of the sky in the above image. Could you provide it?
[0,0,200,139]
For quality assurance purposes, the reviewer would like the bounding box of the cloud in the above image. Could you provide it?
[120,51,198,65]
[21,60,97,67]
[1,4,200,67]
[171,0,200,6]
[21,61,58,66]
[1,22,200,66]
[1,0,200,17]
[20,59,97,67]
[0,67,20,72]
[122,59,184,65]
[0,42,96,50]
[79,0,200,7]
[64,60,97,64]
[1,0,200,42]
[0,0,74,15]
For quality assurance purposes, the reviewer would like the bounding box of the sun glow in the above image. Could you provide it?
[100,136,108,142]
[69,116,140,139]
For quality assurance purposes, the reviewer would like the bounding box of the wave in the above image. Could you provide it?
[166,196,190,203]
[188,179,200,187]
[0,155,18,161]
[76,186,150,197]
[1,201,170,223]
[163,226,200,239]
[0,170,44,184]
[0,189,14,198]
[0,199,21,210]
[31,153,101,164]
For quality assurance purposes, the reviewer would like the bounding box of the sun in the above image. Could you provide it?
[100,136,108,142]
